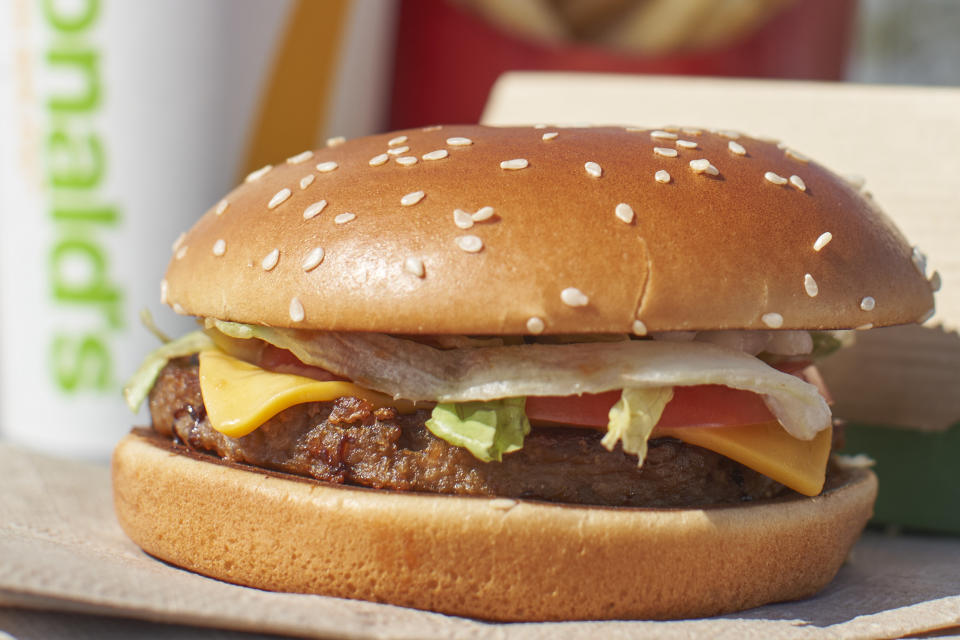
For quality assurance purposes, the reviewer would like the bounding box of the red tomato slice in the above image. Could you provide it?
[526,361,825,431]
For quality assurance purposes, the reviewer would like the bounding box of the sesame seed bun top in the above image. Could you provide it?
[163,125,936,334]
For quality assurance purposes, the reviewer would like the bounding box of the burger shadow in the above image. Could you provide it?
[717,531,960,628]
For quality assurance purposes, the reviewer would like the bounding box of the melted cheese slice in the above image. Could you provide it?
[657,423,831,497]
[198,349,830,495]
[198,350,416,438]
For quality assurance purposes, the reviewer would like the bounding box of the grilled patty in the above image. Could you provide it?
[148,358,806,507]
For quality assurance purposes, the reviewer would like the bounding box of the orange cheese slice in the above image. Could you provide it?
[657,422,832,496]
[198,349,416,438]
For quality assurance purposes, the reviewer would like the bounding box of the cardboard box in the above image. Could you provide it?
[483,73,960,532]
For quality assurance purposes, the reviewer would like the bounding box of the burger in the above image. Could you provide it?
[113,125,937,621]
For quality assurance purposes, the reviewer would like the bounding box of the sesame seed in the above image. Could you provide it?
[764,171,788,185]
[388,135,408,147]
[401,190,425,206]
[289,297,305,322]
[728,140,746,155]
[860,296,876,311]
[303,200,327,220]
[785,148,809,163]
[526,317,545,334]
[160,279,168,304]
[489,498,518,511]
[365,153,387,167]
[471,206,495,221]
[500,158,528,170]
[919,307,936,323]
[804,274,819,297]
[175,245,188,260]
[625,127,644,132]
[534,124,549,129]
[456,235,483,253]
[215,199,229,215]
[286,150,314,164]
[453,209,474,229]
[268,188,292,210]
[717,130,741,139]
[561,287,589,307]
[930,270,941,292]
[654,170,671,183]
[654,147,678,158]
[615,203,634,224]
[789,175,807,191]
[542,132,559,141]
[334,212,356,224]
[396,156,418,166]
[302,247,324,272]
[447,137,472,146]
[845,174,866,190]
[245,164,272,182]
[632,319,648,336]
[651,130,678,140]
[326,136,346,147]
[585,161,603,178]
[682,127,702,135]
[299,174,315,189]
[387,146,409,156]
[762,312,784,328]
[422,125,442,132]
[212,239,226,256]
[316,161,338,172]
[911,247,927,275]
[422,149,448,161]
[676,139,697,149]
[856,323,874,331]
[813,232,833,251]
[689,159,719,175]
[404,256,425,278]
[262,249,280,271]
[172,303,185,315]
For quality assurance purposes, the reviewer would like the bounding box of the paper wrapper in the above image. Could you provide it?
[1,442,958,639]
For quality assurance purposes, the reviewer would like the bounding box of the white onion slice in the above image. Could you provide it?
[211,321,830,441]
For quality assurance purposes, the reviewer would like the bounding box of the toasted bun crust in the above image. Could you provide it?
[113,430,876,621]
[164,125,934,334]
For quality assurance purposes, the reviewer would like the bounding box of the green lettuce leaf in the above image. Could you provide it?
[123,331,214,412]
[425,398,530,463]
[601,387,675,467]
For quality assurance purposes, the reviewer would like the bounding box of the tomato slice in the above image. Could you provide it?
[525,391,622,428]
[526,361,825,431]
[525,386,774,430]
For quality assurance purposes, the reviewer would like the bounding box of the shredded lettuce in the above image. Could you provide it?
[123,331,214,412]
[810,331,854,360]
[425,398,530,463]
[601,387,674,467]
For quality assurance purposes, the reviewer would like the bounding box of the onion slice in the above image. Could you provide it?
[210,321,830,441]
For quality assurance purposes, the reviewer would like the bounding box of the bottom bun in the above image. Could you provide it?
[112,429,876,622]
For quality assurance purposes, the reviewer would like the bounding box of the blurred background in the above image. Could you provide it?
[0,0,957,499]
